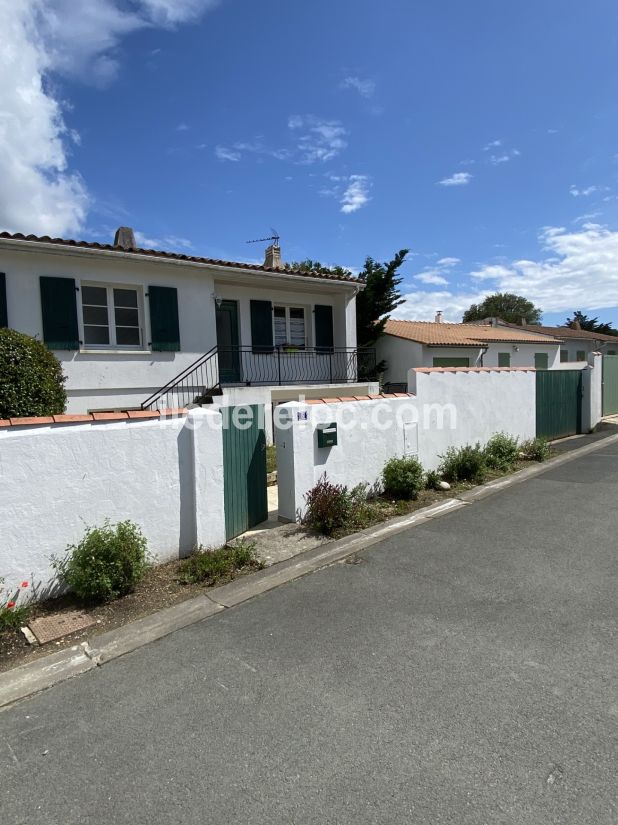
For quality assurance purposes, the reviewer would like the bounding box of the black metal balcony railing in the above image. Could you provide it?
[141,346,377,411]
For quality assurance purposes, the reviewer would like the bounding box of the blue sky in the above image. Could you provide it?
[2,0,618,325]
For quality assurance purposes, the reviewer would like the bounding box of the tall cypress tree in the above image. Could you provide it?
[355,249,408,348]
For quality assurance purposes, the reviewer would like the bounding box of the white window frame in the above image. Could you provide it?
[272,304,307,349]
[79,281,146,350]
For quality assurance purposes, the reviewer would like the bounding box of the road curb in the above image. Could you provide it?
[2,429,617,711]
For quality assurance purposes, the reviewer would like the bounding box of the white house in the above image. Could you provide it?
[489,320,618,363]
[0,228,378,430]
[377,317,563,387]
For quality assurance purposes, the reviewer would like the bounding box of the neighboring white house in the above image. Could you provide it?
[377,317,563,386]
[488,320,618,363]
[0,228,377,428]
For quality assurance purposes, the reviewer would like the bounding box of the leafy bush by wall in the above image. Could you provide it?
[52,521,149,602]
[0,328,66,418]
[382,456,425,500]
[438,444,488,484]
[484,432,519,471]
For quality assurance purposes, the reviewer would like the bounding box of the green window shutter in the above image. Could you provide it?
[250,300,273,352]
[148,286,180,351]
[498,352,510,367]
[0,273,7,328]
[576,350,586,361]
[432,357,470,367]
[40,276,79,349]
[560,350,569,362]
[314,305,334,351]
[534,352,549,370]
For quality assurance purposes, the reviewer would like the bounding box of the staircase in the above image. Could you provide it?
[141,347,221,410]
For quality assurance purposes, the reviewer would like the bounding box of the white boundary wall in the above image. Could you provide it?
[276,368,537,521]
[0,409,225,599]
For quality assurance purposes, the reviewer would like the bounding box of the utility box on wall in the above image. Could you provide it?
[316,422,338,448]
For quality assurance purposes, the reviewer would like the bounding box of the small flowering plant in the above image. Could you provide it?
[0,577,30,630]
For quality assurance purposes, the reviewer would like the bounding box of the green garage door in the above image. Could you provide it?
[222,405,268,540]
[536,370,582,440]
[603,355,618,416]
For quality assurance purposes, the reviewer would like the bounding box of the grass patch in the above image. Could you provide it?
[176,541,264,586]
[266,445,277,474]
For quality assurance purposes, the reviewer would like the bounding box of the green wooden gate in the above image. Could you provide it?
[222,405,268,540]
[602,355,618,416]
[536,370,583,440]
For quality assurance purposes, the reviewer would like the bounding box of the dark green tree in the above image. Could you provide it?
[355,250,408,348]
[462,293,542,325]
[565,311,617,336]
[290,251,409,348]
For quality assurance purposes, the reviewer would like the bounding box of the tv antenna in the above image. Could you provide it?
[246,228,280,249]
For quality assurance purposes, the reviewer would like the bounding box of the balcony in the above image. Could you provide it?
[141,346,377,410]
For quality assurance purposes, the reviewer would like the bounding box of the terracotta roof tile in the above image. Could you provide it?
[384,319,562,346]
[0,232,358,284]
[501,321,618,343]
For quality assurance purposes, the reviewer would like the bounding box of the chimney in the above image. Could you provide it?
[435,311,443,323]
[571,320,582,331]
[520,317,527,326]
[264,243,284,270]
[114,226,136,250]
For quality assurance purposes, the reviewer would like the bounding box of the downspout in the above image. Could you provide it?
[478,346,489,367]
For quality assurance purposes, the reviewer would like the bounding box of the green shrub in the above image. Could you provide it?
[425,469,441,490]
[484,432,519,471]
[438,443,488,484]
[0,328,66,418]
[520,436,551,462]
[52,520,149,602]
[382,456,425,500]
[303,475,357,536]
[177,541,263,585]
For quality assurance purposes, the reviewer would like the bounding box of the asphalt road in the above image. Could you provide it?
[1,443,617,824]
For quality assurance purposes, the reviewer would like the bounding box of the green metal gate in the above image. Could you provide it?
[536,370,583,440]
[602,355,618,416]
[222,405,268,540]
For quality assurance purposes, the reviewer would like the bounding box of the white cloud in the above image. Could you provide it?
[396,223,618,321]
[288,115,348,163]
[489,148,520,165]
[0,0,217,237]
[438,171,472,187]
[340,175,371,214]
[436,257,460,267]
[340,75,376,98]
[483,139,502,151]
[176,122,189,131]
[134,231,194,250]
[569,184,599,197]
[214,145,241,162]
[415,272,449,286]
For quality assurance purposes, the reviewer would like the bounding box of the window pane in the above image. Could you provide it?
[83,305,109,325]
[82,286,107,306]
[274,313,287,345]
[84,326,110,345]
[116,327,141,346]
[289,309,305,347]
[114,288,138,308]
[115,307,139,327]
[274,306,285,318]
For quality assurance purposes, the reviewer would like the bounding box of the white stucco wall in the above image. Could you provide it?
[276,367,537,521]
[0,409,225,598]
[1,240,359,413]
[376,333,560,383]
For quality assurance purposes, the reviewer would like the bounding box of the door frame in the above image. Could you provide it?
[216,299,241,383]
